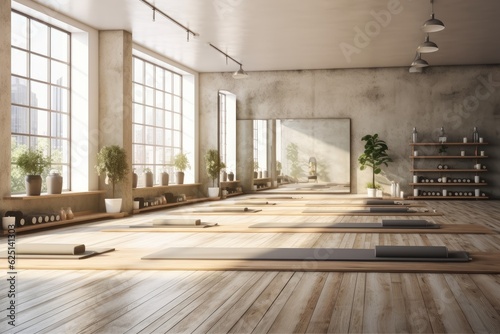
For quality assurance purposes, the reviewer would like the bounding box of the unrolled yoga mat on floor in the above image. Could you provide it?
[130,222,219,228]
[142,246,470,262]
[189,207,262,213]
[152,218,201,225]
[249,221,440,229]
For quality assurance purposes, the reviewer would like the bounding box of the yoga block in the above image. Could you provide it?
[164,193,176,203]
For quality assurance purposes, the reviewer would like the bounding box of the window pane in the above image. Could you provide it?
[165,71,172,92]
[173,130,181,147]
[173,96,181,113]
[51,86,68,112]
[155,90,164,108]
[165,111,172,128]
[133,124,144,143]
[11,49,28,76]
[155,109,164,127]
[51,138,69,163]
[133,58,144,84]
[145,107,154,126]
[155,127,164,146]
[145,145,154,164]
[173,74,181,95]
[145,87,154,106]
[164,93,172,110]
[12,13,28,49]
[133,144,144,164]
[133,103,143,123]
[30,20,49,56]
[30,81,49,109]
[11,77,29,105]
[133,83,144,103]
[165,129,172,146]
[145,126,154,145]
[51,112,68,137]
[51,60,69,86]
[30,53,48,81]
[155,146,164,165]
[155,67,164,90]
[11,106,29,134]
[51,28,68,62]
[145,62,154,87]
[173,113,181,129]
[30,109,49,136]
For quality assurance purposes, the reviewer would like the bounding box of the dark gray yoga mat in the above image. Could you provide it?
[302,208,412,213]
[249,222,440,229]
[142,247,470,262]
[375,246,448,258]
[381,219,432,226]
[363,200,399,205]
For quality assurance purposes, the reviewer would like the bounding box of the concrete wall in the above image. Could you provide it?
[199,65,500,197]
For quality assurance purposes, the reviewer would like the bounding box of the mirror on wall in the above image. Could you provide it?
[247,118,351,193]
[218,91,237,177]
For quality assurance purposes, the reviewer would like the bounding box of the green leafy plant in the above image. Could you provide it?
[439,145,448,154]
[173,152,190,172]
[15,149,51,175]
[204,149,226,187]
[95,145,129,198]
[358,134,392,189]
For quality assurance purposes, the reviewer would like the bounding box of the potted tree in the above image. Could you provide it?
[205,149,226,198]
[15,148,51,196]
[95,145,129,213]
[358,134,392,197]
[173,152,190,184]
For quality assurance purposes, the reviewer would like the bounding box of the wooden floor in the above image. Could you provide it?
[1,195,500,333]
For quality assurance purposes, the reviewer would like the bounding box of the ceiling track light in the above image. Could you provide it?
[140,0,199,42]
[411,52,429,68]
[417,34,439,53]
[209,43,249,79]
[422,0,445,33]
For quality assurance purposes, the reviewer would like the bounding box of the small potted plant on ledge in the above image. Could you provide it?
[205,149,226,198]
[358,133,392,197]
[15,148,51,196]
[95,145,129,213]
[143,167,154,187]
[173,152,190,184]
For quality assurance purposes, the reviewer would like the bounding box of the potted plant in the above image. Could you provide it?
[358,134,392,197]
[253,160,259,178]
[173,152,190,184]
[160,165,170,186]
[95,145,129,213]
[276,160,282,176]
[15,148,51,196]
[46,168,63,194]
[205,149,226,198]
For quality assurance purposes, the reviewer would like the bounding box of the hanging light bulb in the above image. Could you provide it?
[417,34,439,53]
[422,0,445,33]
[232,64,249,79]
[411,52,429,67]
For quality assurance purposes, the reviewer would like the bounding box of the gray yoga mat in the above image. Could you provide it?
[3,246,115,259]
[381,219,432,226]
[190,207,262,213]
[363,200,400,205]
[142,247,470,262]
[152,218,201,226]
[374,246,448,258]
[130,222,218,228]
[303,208,412,213]
[249,222,439,229]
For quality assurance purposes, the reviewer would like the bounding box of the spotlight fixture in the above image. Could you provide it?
[417,34,439,53]
[140,0,199,41]
[409,66,423,73]
[411,52,429,68]
[209,43,249,79]
[422,0,445,33]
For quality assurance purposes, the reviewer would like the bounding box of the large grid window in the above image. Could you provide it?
[132,56,183,185]
[11,10,71,193]
[218,92,227,165]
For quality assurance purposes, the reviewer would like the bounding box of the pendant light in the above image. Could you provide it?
[422,0,445,33]
[233,64,249,79]
[417,34,439,53]
[411,52,429,68]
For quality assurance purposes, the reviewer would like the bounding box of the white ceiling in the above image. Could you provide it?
[27,0,500,73]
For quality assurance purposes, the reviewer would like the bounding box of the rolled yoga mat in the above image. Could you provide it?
[152,218,201,226]
[142,246,470,262]
[375,245,448,258]
[17,243,86,255]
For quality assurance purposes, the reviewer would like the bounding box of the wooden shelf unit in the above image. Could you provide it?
[409,141,489,200]
[132,197,208,214]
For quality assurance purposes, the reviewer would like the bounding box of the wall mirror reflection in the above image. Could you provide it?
[252,118,351,194]
[218,91,237,180]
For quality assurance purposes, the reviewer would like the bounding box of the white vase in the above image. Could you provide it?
[208,187,220,198]
[2,216,16,230]
[367,188,376,197]
[105,198,122,213]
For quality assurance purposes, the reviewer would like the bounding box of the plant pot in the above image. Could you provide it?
[221,171,227,182]
[176,171,185,185]
[376,189,383,198]
[160,172,169,186]
[367,188,377,198]
[132,172,138,188]
[254,171,258,178]
[105,198,122,213]
[46,172,63,194]
[144,172,154,187]
[25,175,42,196]
[228,172,234,181]
[208,187,220,198]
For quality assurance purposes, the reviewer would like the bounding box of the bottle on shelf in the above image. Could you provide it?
[438,127,447,143]
[472,127,479,143]
[412,127,418,143]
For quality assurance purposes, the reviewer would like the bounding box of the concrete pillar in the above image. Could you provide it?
[98,30,133,212]
[0,0,12,198]
[236,120,254,192]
